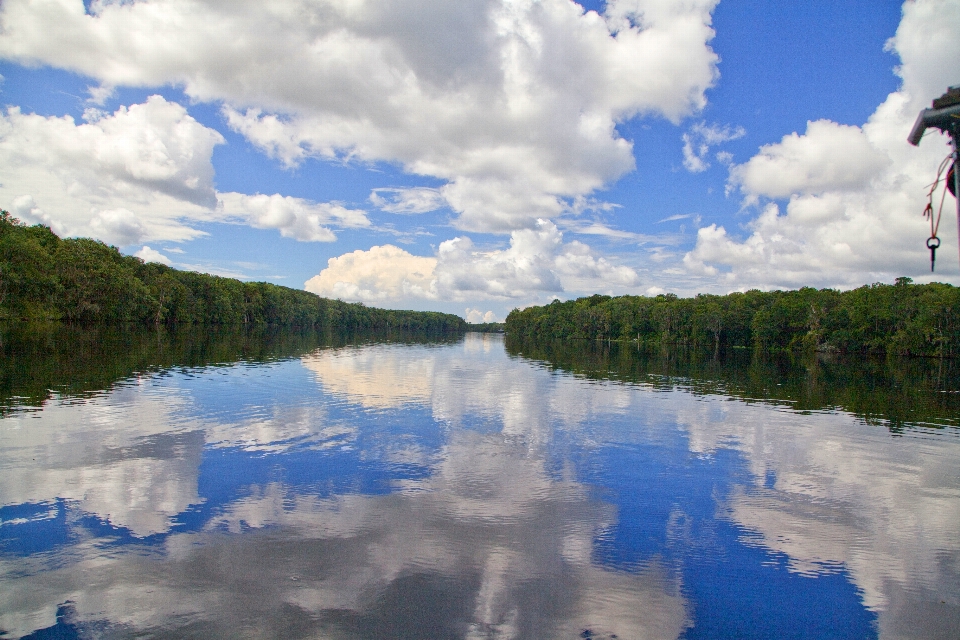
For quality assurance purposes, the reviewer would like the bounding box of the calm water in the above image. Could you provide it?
[1,329,959,639]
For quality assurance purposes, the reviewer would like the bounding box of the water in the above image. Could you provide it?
[1,329,959,639]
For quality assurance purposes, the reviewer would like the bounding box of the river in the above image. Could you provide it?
[1,329,958,639]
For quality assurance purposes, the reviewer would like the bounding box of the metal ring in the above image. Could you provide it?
[927,236,941,249]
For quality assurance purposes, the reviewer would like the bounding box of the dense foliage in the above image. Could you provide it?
[505,281,960,357]
[0,211,465,332]
[465,322,505,333]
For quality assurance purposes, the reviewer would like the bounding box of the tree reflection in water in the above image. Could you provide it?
[0,329,957,638]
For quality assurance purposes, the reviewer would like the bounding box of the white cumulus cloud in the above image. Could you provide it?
[465,308,500,323]
[0,95,369,246]
[0,96,222,244]
[305,244,439,302]
[219,192,370,243]
[438,219,639,299]
[685,0,960,289]
[134,245,172,265]
[729,120,890,198]
[305,219,639,304]
[0,0,721,233]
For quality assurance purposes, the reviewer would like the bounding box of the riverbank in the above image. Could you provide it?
[505,282,960,357]
[0,211,465,333]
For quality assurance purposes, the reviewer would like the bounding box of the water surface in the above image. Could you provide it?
[1,329,958,639]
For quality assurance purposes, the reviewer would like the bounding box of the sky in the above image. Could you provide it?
[0,0,958,322]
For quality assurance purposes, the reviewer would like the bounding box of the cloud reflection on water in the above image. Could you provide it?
[0,334,958,638]
[300,334,960,638]
[1,336,690,638]
[674,397,960,638]
[0,383,204,538]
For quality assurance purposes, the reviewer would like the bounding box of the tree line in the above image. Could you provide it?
[0,211,466,333]
[505,280,960,357]
[465,322,505,333]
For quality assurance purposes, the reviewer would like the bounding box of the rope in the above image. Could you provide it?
[922,153,953,242]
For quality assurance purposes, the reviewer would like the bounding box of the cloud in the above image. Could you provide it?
[435,220,639,299]
[86,83,115,105]
[681,121,744,172]
[369,187,446,214]
[729,120,889,198]
[0,95,370,246]
[715,150,733,165]
[656,213,693,224]
[0,0,721,233]
[0,95,222,244]
[465,308,499,323]
[133,245,171,266]
[685,0,960,289]
[89,208,147,246]
[218,192,370,242]
[9,195,44,224]
[168,262,253,280]
[557,219,662,243]
[304,244,439,302]
[435,228,564,298]
[453,219,640,296]
[305,220,639,304]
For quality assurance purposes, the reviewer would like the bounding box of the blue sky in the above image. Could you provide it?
[0,0,957,321]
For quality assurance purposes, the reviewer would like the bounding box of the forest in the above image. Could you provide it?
[7,207,958,355]
[505,280,960,358]
[0,211,465,333]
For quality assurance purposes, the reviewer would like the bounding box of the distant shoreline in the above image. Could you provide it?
[505,282,960,358]
[0,211,465,333]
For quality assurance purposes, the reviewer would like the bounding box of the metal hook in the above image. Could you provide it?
[927,236,941,272]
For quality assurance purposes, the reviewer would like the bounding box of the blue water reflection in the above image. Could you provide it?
[1,334,958,638]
